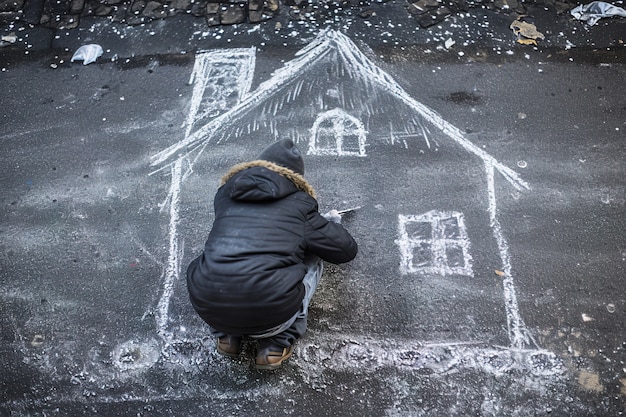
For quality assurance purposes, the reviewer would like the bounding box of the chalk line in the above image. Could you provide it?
[150,30,537,350]
[396,211,473,277]
[486,161,537,349]
[153,49,257,341]
[308,108,368,156]
[297,335,563,378]
[149,32,332,166]
[150,30,529,196]
[183,48,256,139]
[155,159,183,339]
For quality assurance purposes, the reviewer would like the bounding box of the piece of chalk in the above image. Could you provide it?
[337,206,361,214]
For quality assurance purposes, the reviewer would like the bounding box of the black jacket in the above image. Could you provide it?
[187,160,358,335]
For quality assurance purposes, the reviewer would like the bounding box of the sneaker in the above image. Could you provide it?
[255,340,294,370]
[217,335,242,358]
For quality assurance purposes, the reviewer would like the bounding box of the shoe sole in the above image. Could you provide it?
[217,348,240,359]
[255,347,293,370]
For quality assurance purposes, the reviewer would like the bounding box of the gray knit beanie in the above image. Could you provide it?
[257,139,305,175]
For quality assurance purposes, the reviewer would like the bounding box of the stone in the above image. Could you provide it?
[125,14,148,23]
[190,0,206,15]
[130,0,146,14]
[94,4,113,15]
[22,0,45,24]
[219,3,246,24]
[406,3,427,15]
[413,8,449,27]
[110,3,130,21]
[167,0,191,12]
[205,2,219,13]
[555,0,570,14]
[249,0,263,11]
[38,13,50,24]
[58,14,80,29]
[249,9,272,21]
[206,13,220,25]
[142,0,167,18]
[266,0,278,12]
[69,0,84,14]
[416,0,441,8]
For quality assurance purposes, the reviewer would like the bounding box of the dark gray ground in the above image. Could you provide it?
[1,5,625,416]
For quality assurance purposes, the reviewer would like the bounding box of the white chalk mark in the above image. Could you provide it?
[297,336,563,378]
[308,108,367,156]
[155,159,183,339]
[486,161,537,349]
[153,50,258,342]
[150,32,334,166]
[112,339,160,372]
[151,30,525,197]
[418,119,431,149]
[396,211,473,276]
[183,48,256,139]
[150,30,537,351]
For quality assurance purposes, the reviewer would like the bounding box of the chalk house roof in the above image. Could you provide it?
[151,29,528,193]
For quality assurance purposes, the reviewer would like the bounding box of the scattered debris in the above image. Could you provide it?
[517,38,538,46]
[578,370,604,392]
[71,44,104,65]
[0,32,17,47]
[31,334,45,347]
[494,269,505,276]
[510,19,545,45]
[571,1,626,26]
[581,313,594,322]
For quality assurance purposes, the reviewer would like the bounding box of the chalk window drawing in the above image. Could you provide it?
[396,211,474,276]
[308,108,367,156]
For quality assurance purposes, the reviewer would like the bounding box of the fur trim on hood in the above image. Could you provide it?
[220,160,317,199]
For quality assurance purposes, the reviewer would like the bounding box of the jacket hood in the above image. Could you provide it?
[220,160,317,201]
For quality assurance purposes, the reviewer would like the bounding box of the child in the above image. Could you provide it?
[187,139,358,370]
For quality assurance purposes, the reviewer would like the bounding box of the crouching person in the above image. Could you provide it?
[186,139,358,370]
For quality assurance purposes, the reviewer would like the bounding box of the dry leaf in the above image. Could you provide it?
[510,19,545,40]
[517,38,538,46]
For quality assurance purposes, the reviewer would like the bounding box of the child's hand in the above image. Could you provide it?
[323,209,342,223]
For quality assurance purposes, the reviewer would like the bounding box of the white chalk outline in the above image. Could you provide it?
[151,30,537,351]
[152,48,256,341]
[396,211,473,277]
[308,108,368,156]
[183,48,256,139]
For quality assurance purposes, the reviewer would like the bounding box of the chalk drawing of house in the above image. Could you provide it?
[149,29,544,358]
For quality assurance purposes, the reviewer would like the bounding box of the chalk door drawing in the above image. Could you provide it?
[148,29,561,375]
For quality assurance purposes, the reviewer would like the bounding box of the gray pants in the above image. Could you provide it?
[210,253,323,348]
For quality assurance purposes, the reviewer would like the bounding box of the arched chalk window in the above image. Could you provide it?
[308,108,367,156]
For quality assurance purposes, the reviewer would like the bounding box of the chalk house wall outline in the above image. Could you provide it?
[149,29,560,375]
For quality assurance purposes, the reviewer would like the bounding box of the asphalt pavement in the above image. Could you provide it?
[1,3,625,416]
